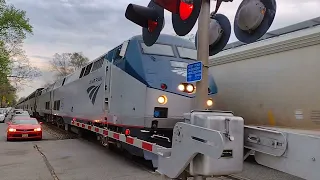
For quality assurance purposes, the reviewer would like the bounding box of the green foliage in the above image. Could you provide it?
[0,76,16,107]
[0,0,32,42]
[0,0,35,105]
[0,40,10,81]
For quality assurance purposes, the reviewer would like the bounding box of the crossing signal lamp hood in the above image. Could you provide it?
[125,1,165,46]
[153,0,202,36]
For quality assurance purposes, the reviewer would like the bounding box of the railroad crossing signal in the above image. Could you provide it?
[195,13,231,56]
[125,1,164,46]
[234,0,277,43]
[153,0,201,36]
[124,0,278,107]
[124,0,278,178]
[125,0,202,46]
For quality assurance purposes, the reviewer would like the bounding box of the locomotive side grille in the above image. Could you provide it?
[311,110,320,121]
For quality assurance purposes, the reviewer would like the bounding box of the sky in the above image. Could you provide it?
[7,0,320,98]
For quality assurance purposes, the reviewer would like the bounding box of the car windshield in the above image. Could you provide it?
[11,119,39,125]
[15,114,30,117]
[15,111,27,114]
[177,46,197,60]
[140,43,175,57]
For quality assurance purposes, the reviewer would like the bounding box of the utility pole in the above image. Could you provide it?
[195,0,210,110]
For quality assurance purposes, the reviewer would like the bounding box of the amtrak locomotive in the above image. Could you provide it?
[16,34,217,163]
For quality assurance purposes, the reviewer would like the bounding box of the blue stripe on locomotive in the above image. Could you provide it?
[106,34,217,97]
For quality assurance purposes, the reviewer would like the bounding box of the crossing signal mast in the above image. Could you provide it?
[125,0,277,179]
[125,0,277,110]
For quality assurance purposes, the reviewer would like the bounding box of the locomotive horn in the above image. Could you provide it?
[195,13,231,56]
[234,0,277,44]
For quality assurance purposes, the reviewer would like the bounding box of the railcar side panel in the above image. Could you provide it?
[210,43,320,130]
[52,62,106,123]
[107,61,147,127]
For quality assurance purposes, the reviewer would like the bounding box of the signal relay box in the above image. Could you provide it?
[184,111,244,176]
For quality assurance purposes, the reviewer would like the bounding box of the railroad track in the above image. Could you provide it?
[42,122,251,180]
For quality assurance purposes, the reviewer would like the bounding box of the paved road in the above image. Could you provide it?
[0,116,304,180]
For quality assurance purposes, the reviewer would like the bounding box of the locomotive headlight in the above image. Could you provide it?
[178,84,185,91]
[207,99,213,107]
[157,95,167,105]
[186,84,194,93]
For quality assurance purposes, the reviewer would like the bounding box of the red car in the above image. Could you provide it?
[6,117,43,141]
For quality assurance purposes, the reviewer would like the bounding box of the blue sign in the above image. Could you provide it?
[187,61,202,83]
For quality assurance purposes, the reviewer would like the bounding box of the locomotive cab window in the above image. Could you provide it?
[62,78,66,86]
[83,63,93,77]
[91,57,104,72]
[140,43,175,57]
[79,67,86,78]
[113,45,123,60]
[112,45,126,69]
[53,100,60,111]
[177,46,197,60]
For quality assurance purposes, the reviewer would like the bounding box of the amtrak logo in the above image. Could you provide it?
[86,83,102,104]
[171,68,187,77]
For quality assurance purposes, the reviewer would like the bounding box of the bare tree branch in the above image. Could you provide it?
[49,52,89,80]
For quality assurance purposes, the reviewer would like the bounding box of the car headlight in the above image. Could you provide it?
[157,95,167,105]
[34,128,42,132]
[8,128,16,132]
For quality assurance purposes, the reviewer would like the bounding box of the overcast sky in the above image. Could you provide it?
[7,0,320,98]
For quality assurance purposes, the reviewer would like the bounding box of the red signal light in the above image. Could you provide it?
[154,0,201,36]
[160,83,167,90]
[125,1,165,46]
[154,0,194,20]
[148,20,158,32]
[125,129,130,136]
[179,1,193,20]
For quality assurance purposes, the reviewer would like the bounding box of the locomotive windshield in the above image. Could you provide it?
[140,43,175,57]
[140,42,197,61]
[177,46,197,60]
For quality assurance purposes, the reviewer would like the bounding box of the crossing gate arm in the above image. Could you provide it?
[71,121,165,153]
[71,121,225,179]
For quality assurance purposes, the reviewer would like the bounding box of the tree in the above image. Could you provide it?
[49,52,89,79]
[8,56,41,88]
[0,0,32,57]
[0,0,40,84]
[0,40,10,84]
[0,77,16,107]
[0,0,40,103]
